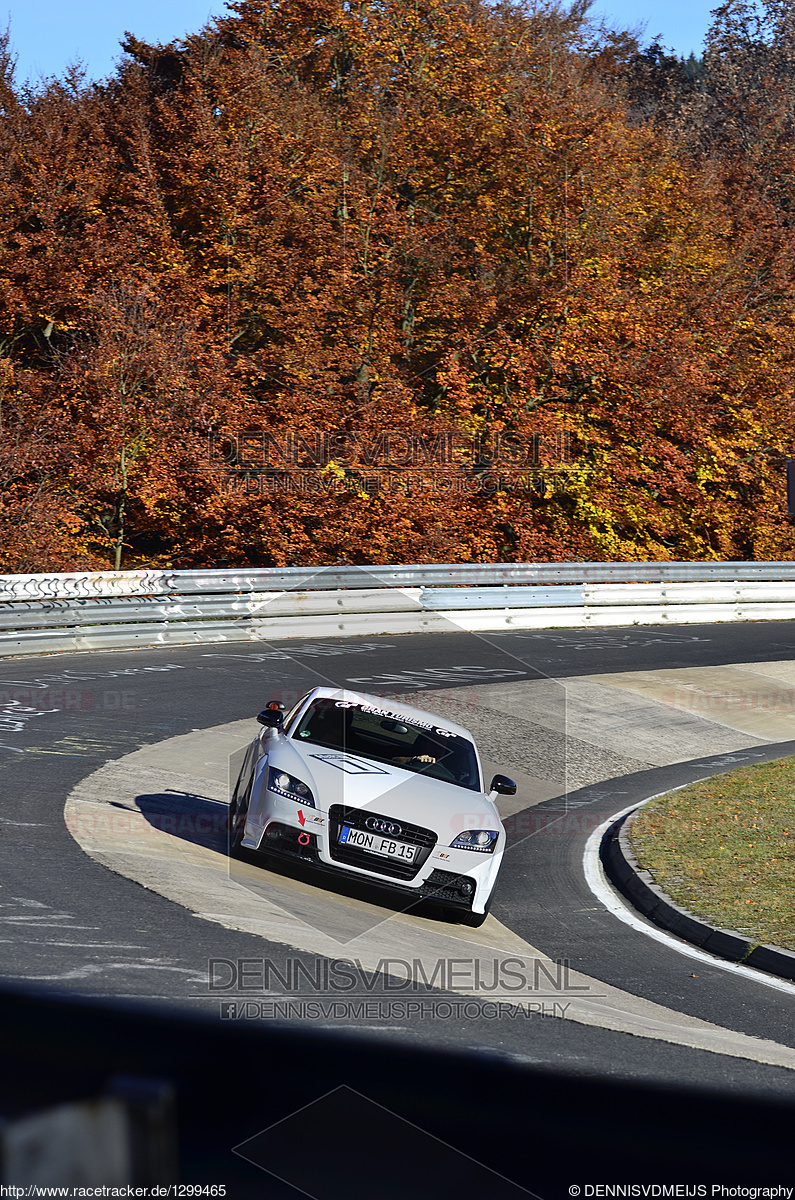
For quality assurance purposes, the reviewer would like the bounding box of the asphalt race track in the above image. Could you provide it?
[2,621,795,1186]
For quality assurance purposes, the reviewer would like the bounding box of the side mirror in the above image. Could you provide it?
[489,774,517,796]
[257,701,285,729]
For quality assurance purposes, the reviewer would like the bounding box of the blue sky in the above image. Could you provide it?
[3,1,717,88]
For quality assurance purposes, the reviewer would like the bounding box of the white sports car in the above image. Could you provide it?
[228,686,516,925]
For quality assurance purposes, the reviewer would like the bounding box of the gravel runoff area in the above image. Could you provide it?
[629,755,795,953]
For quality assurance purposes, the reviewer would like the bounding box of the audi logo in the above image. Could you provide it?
[365,817,402,836]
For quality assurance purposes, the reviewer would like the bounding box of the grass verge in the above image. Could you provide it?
[628,756,795,952]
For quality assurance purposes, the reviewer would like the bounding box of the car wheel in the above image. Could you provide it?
[459,894,492,928]
[227,794,247,858]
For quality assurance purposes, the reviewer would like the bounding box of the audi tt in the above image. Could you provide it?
[228,686,516,925]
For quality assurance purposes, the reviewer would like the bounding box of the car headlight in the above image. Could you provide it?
[450,829,499,853]
[268,767,316,807]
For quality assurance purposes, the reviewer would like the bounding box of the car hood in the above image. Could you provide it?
[269,739,500,837]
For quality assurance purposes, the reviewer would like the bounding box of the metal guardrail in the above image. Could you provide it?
[4,560,795,602]
[1,564,795,658]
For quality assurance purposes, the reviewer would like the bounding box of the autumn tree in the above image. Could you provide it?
[0,0,794,569]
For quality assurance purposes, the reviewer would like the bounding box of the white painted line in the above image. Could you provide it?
[583,800,795,998]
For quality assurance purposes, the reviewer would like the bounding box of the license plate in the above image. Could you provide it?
[339,825,418,863]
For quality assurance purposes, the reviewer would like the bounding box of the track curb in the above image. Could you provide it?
[600,810,795,983]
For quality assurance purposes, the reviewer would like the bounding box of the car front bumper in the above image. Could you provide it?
[246,796,502,913]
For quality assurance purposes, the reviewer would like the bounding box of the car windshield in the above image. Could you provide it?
[292,698,481,791]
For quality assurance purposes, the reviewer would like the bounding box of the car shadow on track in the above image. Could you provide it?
[128,791,229,856]
[233,840,445,924]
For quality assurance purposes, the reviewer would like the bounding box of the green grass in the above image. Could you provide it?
[628,756,795,952]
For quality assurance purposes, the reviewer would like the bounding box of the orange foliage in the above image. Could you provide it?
[0,1,794,570]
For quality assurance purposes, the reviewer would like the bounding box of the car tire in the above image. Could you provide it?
[227,794,247,858]
[460,894,492,927]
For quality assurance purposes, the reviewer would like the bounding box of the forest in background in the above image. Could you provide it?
[1,0,795,571]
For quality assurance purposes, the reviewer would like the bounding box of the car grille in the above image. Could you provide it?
[328,804,436,880]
